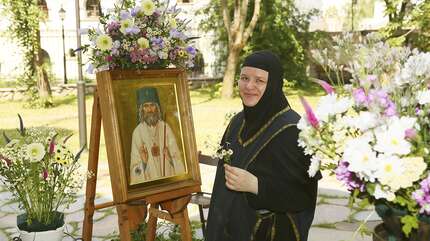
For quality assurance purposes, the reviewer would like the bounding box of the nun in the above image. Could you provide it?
[205,50,321,241]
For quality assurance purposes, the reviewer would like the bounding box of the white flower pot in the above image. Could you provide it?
[18,224,64,241]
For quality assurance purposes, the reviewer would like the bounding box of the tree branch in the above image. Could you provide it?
[238,0,249,40]
[242,0,261,46]
[221,0,232,43]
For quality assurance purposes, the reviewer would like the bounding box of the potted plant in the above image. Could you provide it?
[0,115,85,241]
[298,33,430,240]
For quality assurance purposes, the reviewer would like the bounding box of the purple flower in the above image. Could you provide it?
[151,37,164,50]
[107,21,120,33]
[186,46,196,56]
[86,63,94,74]
[299,96,319,129]
[384,100,397,117]
[120,10,131,20]
[130,7,140,17]
[413,174,430,215]
[125,26,140,35]
[169,28,186,40]
[335,160,365,191]
[352,88,369,105]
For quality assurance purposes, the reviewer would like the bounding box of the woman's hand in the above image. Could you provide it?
[224,164,258,194]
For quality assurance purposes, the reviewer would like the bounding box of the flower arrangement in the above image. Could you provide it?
[84,0,197,73]
[212,143,234,165]
[0,116,85,230]
[298,33,430,236]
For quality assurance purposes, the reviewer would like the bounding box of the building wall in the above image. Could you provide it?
[0,0,390,82]
[0,0,218,82]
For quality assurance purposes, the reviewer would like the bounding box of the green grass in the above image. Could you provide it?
[0,86,321,178]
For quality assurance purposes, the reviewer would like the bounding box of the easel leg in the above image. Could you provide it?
[146,203,159,241]
[177,208,192,241]
[117,204,132,241]
[82,91,102,241]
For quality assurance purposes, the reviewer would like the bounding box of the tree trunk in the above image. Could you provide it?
[221,48,240,98]
[35,29,51,104]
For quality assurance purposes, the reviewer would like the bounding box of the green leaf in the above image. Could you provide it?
[400,215,419,237]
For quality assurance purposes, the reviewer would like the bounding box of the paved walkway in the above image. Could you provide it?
[0,164,377,241]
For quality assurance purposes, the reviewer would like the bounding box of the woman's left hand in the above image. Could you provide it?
[224,164,258,194]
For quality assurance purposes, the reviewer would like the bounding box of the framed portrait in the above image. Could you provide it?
[96,69,201,203]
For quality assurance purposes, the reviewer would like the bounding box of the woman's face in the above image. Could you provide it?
[238,66,269,107]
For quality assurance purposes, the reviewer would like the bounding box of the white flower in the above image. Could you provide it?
[346,111,379,131]
[308,155,320,177]
[315,94,353,122]
[375,154,404,191]
[373,184,395,201]
[120,19,134,34]
[96,34,113,51]
[141,0,155,16]
[343,134,378,181]
[26,143,46,162]
[374,121,412,155]
[416,89,430,105]
[158,51,168,59]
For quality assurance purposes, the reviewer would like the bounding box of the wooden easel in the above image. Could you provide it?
[82,89,196,241]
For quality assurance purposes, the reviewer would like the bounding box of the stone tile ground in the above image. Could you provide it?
[0,166,376,241]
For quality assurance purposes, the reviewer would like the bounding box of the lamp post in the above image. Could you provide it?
[59,6,67,84]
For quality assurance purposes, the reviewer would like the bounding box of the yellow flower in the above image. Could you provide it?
[398,156,427,188]
[120,19,133,34]
[141,0,155,16]
[137,37,150,49]
[96,34,113,51]
[169,18,177,29]
[54,154,70,165]
[178,50,186,57]
[27,143,46,162]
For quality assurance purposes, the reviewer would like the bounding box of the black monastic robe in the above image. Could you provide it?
[205,107,320,241]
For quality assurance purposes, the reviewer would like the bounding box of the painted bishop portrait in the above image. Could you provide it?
[129,87,185,185]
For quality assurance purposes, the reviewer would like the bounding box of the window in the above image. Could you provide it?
[86,0,102,17]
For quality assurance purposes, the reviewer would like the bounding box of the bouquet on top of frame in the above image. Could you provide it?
[84,0,197,72]
[298,33,430,237]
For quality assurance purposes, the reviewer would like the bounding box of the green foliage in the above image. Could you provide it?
[0,0,49,105]
[381,0,430,51]
[198,0,319,86]
[110,221,203,241]
[401,215,419,237]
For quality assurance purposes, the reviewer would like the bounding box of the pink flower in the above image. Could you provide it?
[42,169,48,180]
[405,128,417,139]
[299,96,319,129]
[49,141,55,155]
[105,55,113,62]
[352,88,369,106]
[0,155,11,166]
[314,79,334,94]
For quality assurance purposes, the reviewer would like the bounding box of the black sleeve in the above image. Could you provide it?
[245,125,319,212]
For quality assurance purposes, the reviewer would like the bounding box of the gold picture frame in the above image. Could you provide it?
[96,69,201,203]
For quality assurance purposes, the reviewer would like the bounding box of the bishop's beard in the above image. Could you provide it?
[143,112,160,126]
